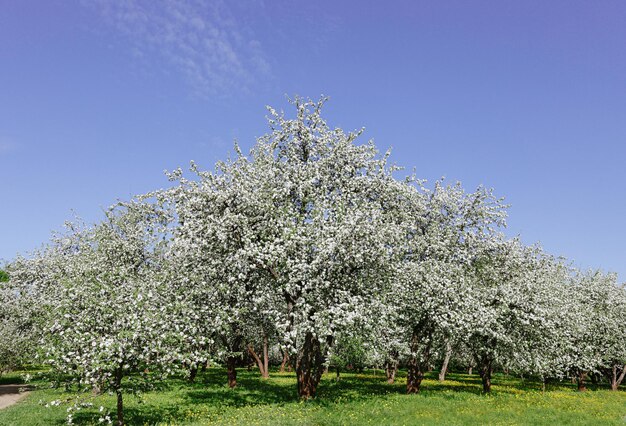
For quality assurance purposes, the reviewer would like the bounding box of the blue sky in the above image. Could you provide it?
[1,0,625,280]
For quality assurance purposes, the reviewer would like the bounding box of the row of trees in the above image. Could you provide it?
[1,98,625,425]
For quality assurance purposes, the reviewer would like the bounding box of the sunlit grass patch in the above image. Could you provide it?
[0,368,624,425]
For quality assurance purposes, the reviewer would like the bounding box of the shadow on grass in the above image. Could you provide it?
[69,404,184,426]
[181,369,555,408]
[33,368,624,425]
[181,369,492,408]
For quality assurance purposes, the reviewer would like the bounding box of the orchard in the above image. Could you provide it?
[1,98,625,425]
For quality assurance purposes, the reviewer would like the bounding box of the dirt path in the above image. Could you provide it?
[0,384,30,410]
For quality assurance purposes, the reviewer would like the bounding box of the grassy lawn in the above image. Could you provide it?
[0,368,624,425]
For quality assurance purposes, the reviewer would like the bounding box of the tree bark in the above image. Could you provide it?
[188,366,198,383]
[247,343,269,379]
[406,356,424,394]
[615,364,626,390]
[279,350,290,373]
[576,371,587,392]
[608,365,626,391]
[114,368,124,426]
[116,389,124,426]
[478,357,493,393]
[406,331,431,394]
[385,359,398,384]
[438,341,453,382]
[263,333,269,379]
[296,332,324,399]
[222,328,243,388]
[227,356,238,388]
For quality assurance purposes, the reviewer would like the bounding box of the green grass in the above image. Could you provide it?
[0,368,624,425]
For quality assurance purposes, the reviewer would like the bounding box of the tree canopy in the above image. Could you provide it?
[3,97,625,425]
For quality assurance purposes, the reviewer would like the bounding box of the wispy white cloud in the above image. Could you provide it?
[87,0,272,98]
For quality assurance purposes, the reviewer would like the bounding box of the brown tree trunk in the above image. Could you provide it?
[385,360,398,384]
[116,389,124,426]
[608,365,626,391]
[227,356,238,388]
[576,371,587,392]
[296,332,324,399]
[478,357,493,393]
[406,331,431,394]
[188,366,198,383]
[611,365,626,390]
[263,333,269,378]
[248,343,269,379]
[438,341,453,382]
[279,350,290,373]
[222,326,243,388]
[406,357,424,393]
[113,368,124,426]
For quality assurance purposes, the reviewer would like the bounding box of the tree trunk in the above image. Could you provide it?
[296,332,324,399]
[406,331,430,394]
[188,366,198,383]
[478,357,493,393]
[614,364,626,390]
[279,350,290,373]
[608,365,626,391]
[468,365,473,375]
[116,389,124,426]
[406,356,424,394]
[222,326,243,388]
[114,368,124,426]
[576,371,587,392]
[263,333,269,378]
[247,343,269,379]
[227,356,238,388]
[438,341,453,382]
[385,360,398,384]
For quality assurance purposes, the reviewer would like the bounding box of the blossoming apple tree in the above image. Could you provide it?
[10,202,182,426]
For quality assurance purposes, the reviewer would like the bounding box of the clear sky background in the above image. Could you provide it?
[1,0,625,281]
